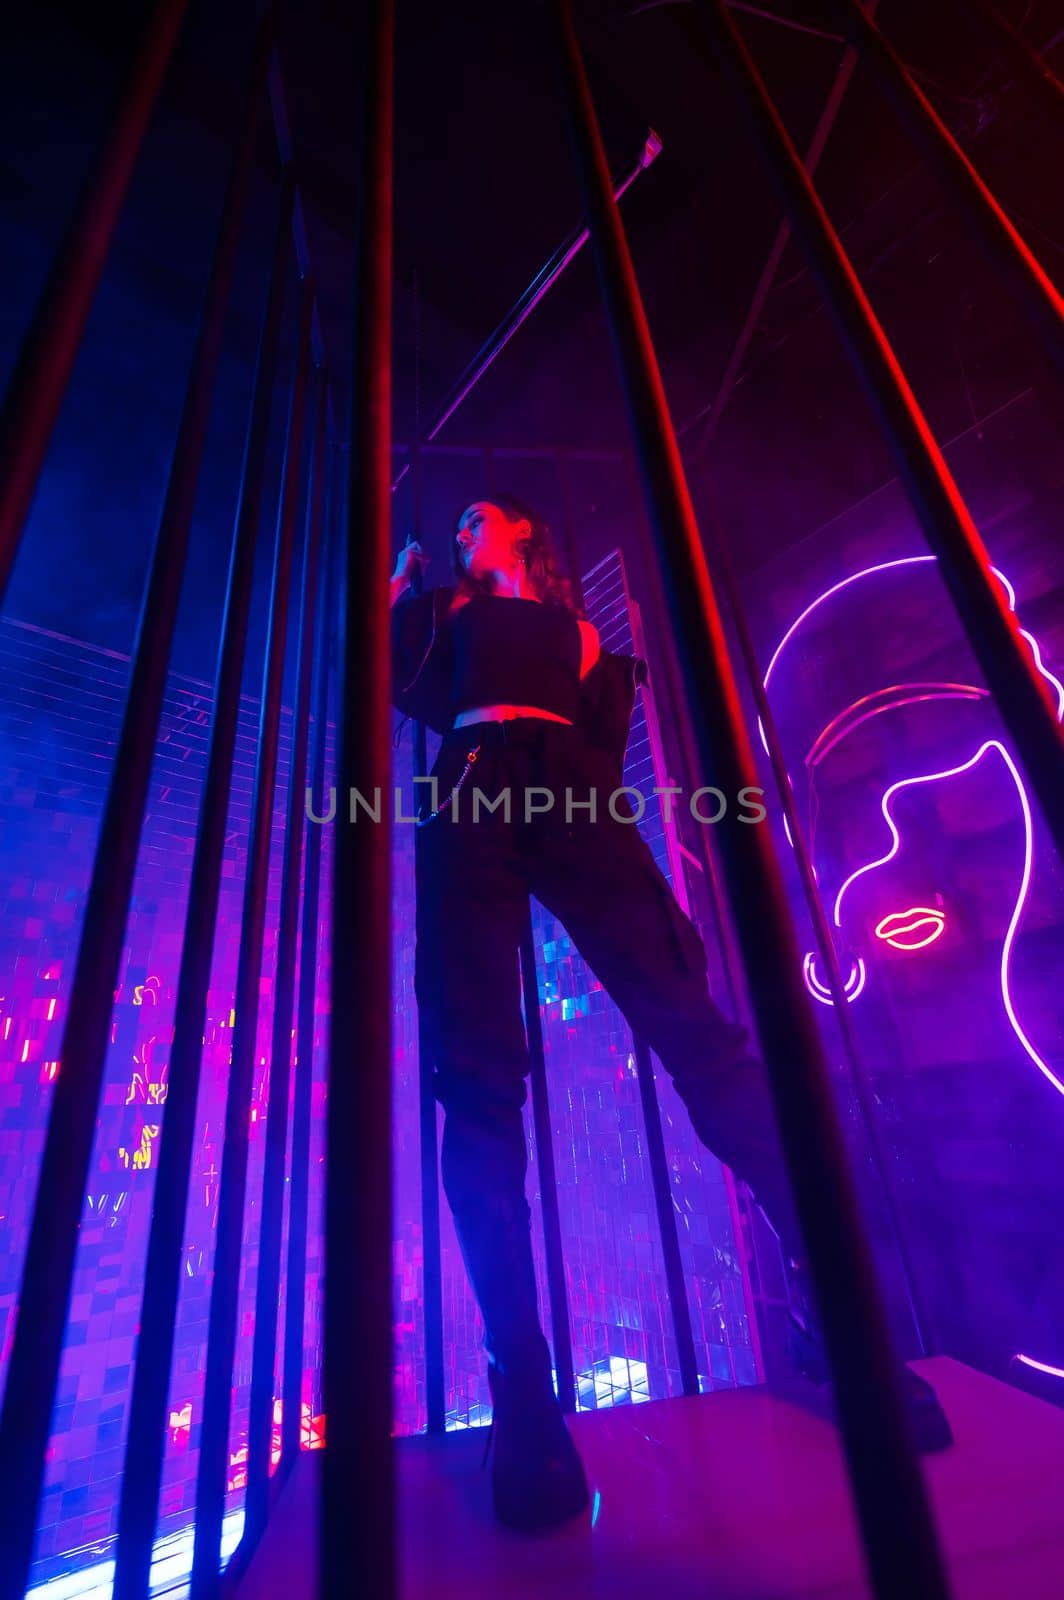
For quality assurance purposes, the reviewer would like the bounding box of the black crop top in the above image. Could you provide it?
[448,593,582,721]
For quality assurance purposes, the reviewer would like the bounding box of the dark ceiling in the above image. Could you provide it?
[6,0,1064,617]
[273,0,1064,461]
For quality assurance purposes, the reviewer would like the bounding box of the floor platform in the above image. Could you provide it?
[235,1357,1064,1599]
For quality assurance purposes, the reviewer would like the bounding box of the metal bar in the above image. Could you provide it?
[964,0,1064,118]
[246,369,329,1537]
[632,1038,701,1395]
[325,0,396,1589]
[267,52,330,372]
[580,536,703,1395]
[619,452,745,1023]
[698,486,930,1356]
[114,167,294,1600]
[190,278,314,1600]
[504,433,576,1406]
[390,138,661,492]
[616,474,765,1377]
[694,0,1064,864]
[281,433,339,1465]
[551,5,952,1597]
[683,1,878,456]
[393,441,627,462]
[519,910,577,1415]
[0,0,189,608]
[722,1165,767,1381]
[831,0,1064,370]
[408,443,447,1434]
[0,30,274,1600]
[554,450,586,611]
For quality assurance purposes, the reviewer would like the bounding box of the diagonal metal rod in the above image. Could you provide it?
[390,133,662,491]
[190,279,314,1600]
[0,26,275,1600]
[692,0,1064,869]
[246,369,329,1539]
[551,3,952,1595]
[325,0,396,1591]
[0,0,189,608]
[830,0,1064,372]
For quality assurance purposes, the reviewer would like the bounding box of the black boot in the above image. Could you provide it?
[785,1260,953,1454]
[451,1193,589,1532]
[484,1351,590,1532]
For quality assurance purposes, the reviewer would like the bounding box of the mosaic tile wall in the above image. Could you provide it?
[0,617,332,1590]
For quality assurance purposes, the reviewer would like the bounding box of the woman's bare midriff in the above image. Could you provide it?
[451,704,574,730]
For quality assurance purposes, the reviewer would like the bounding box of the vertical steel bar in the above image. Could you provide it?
[632,1039,701,1395]
[245,370,329,1538]
[0,31,275,1600]
[519,911,577,1415]
[559,452,702,1396]
[0,0,189,607]
[325,0,395,1590]
[281,433,339,1465]
[408,443,447,1434]
[699,488,930,1356]
[830,0,1064,369]
[693,0,1064,867]
[550,6,952,1598]
[620,452,745,1023]
[190,280,314,1600]
[113,166,294,1600]
[619,478,764,1377]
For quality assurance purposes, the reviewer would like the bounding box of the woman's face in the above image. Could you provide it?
[455,501,529,579]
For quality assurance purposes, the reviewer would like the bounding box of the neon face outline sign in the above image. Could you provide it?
[763,554,1064,1101]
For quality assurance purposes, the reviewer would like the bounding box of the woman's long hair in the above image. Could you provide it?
[450,494,583,617]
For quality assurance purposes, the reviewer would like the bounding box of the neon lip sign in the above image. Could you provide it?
[874,907,946,951]
[764,554,1064,1102]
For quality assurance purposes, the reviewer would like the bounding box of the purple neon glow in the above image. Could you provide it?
[760,555,1064,757]
[1015,1353,1064,1379]
[767,554,1064,1100]
[802,951,866,1006]
[832,739,1064,1100]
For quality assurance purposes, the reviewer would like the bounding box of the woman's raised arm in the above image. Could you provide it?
[390,535,430,607]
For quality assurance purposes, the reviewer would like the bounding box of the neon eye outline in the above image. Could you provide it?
[803,952,866,1007]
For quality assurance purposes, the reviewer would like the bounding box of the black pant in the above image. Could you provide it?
[413,716,799,1371]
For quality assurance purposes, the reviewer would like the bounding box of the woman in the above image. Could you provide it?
[389,496,950,1534]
